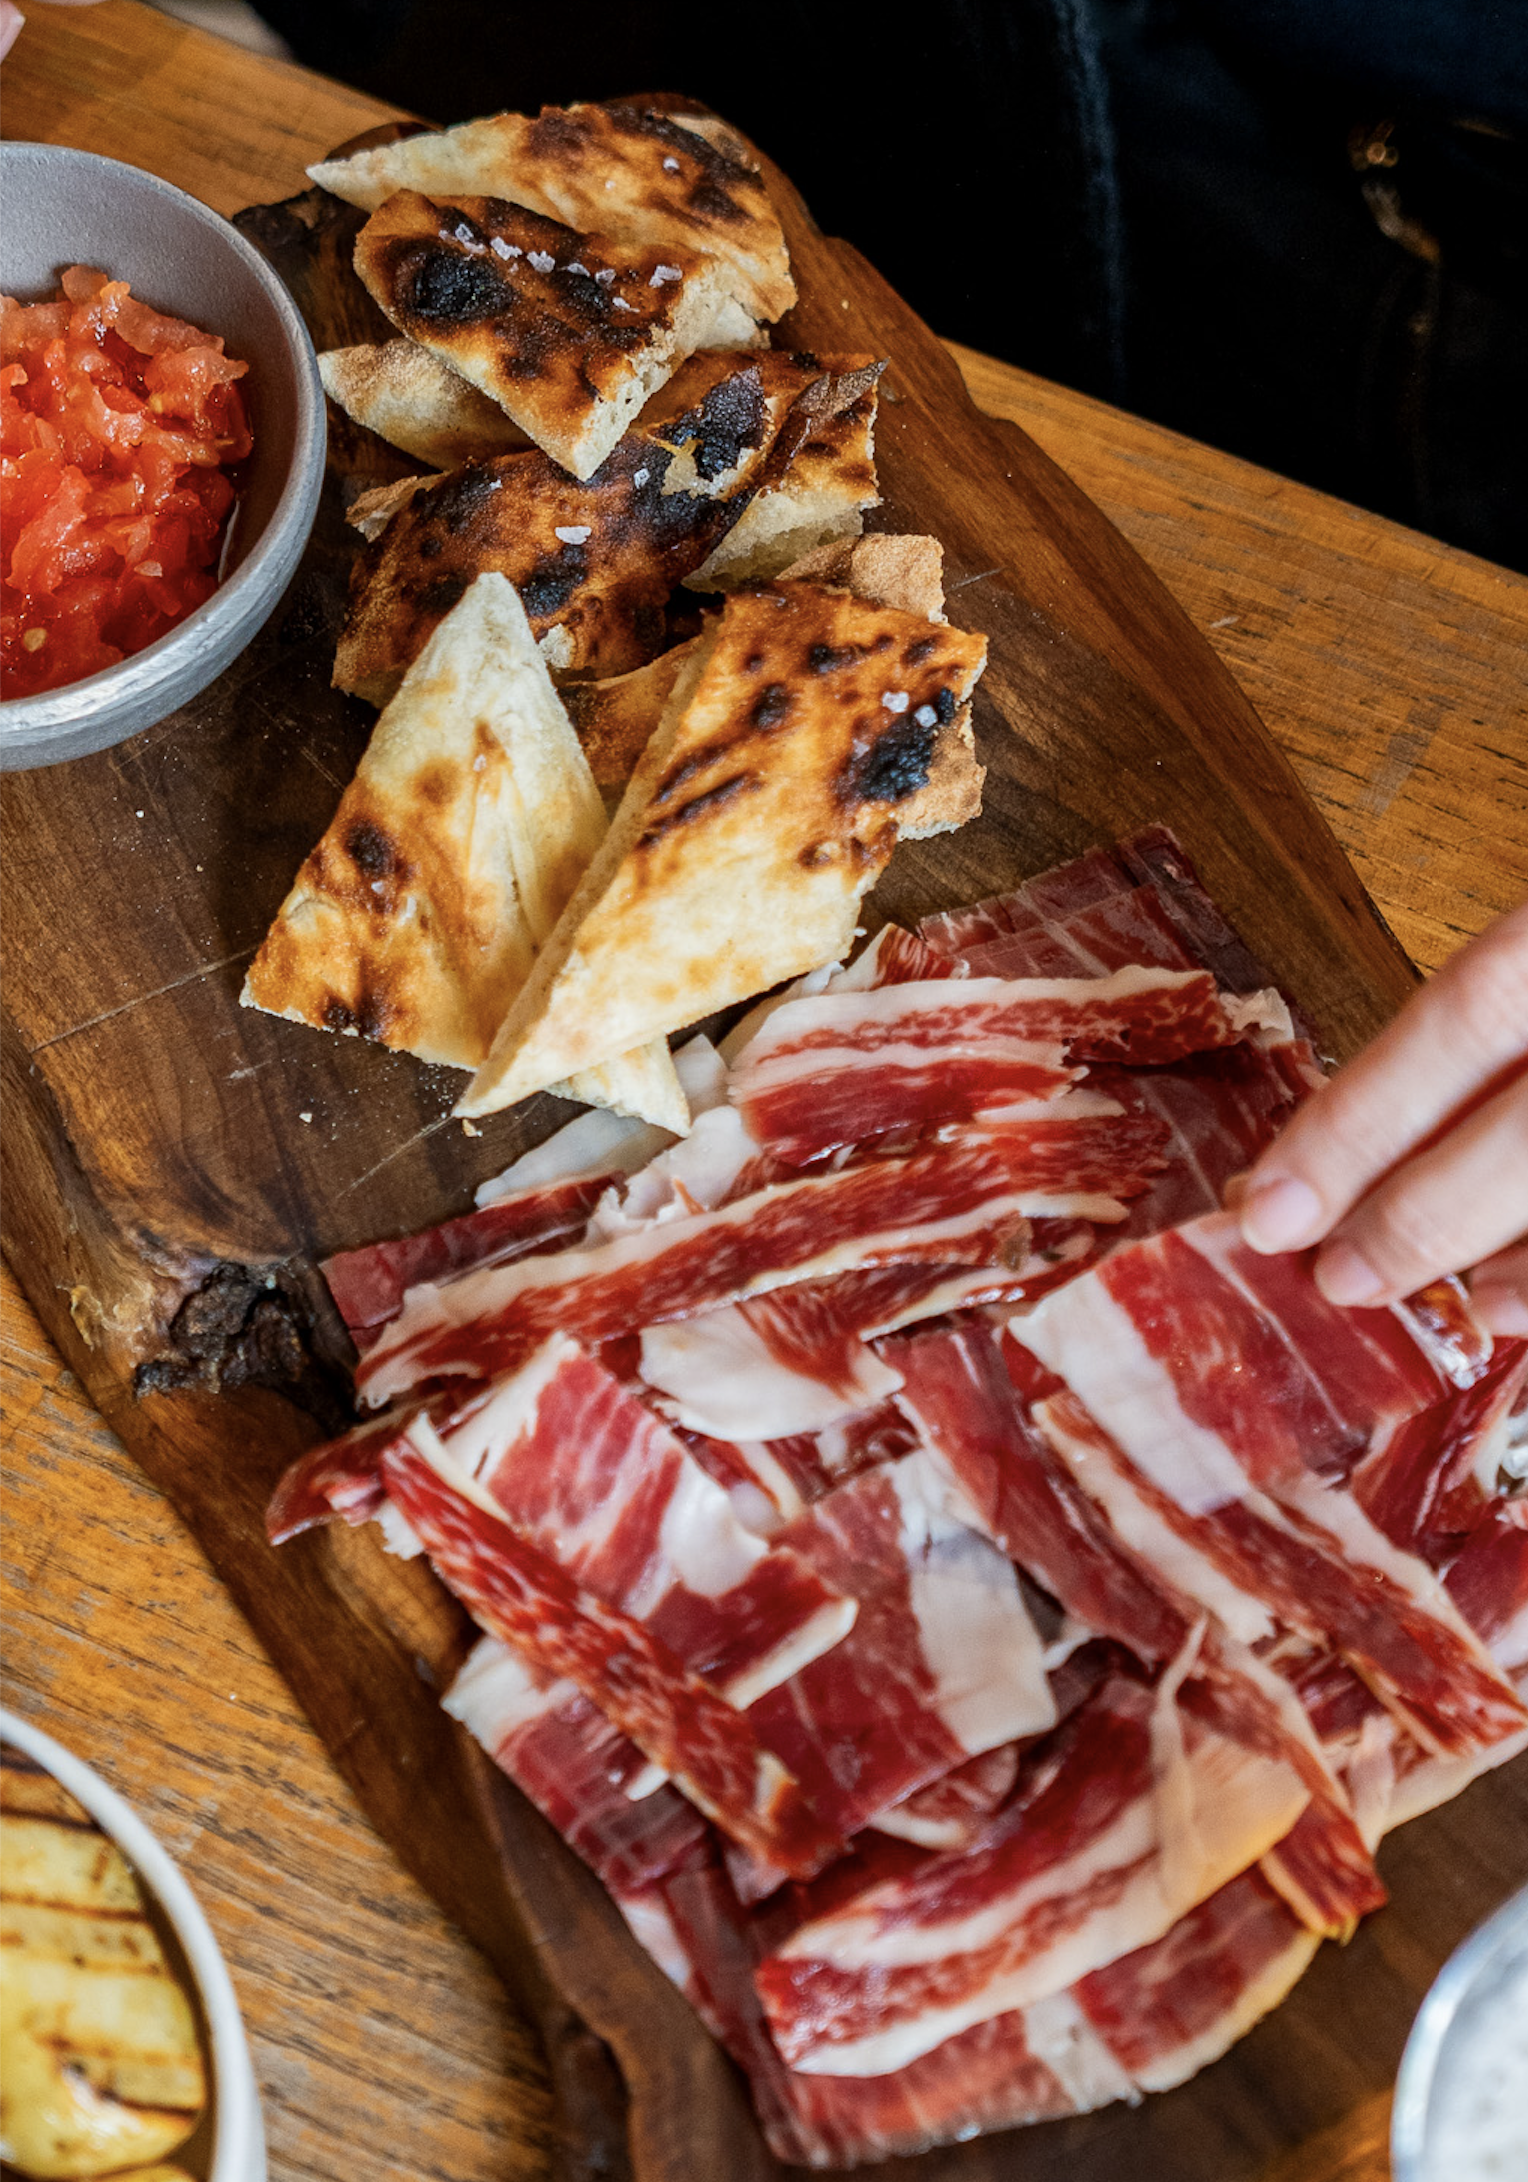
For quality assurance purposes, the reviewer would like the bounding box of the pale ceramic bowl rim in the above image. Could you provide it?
[0,141,324,766]
[1391,1880,1528,2182]
[1,1707,266,2182]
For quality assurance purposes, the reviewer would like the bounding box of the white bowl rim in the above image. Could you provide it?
[0,140,325,739]
[1391,1880,1528,2182]
[0,1706,266,2182]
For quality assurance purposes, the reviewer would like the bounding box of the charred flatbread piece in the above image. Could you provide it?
[684,374,880,588]
[565,534,983,832]
[310,98,795,323]
[457,581,988,1116]
[334,352,883,703]
[561,639,702,795]
[355,193,760,481]
[243,574,687,1128]
[319,340,530,467]
[778,534,984,838]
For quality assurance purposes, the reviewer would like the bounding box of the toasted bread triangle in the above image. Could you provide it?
[457,581,988,1117]
[319,341,529,468]
[354,192,760,481]
[309,99,795,322]
[333,352,883,703]
[242,573,686,1129]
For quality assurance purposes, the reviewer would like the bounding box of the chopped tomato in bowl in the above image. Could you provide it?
[1,265,253,701]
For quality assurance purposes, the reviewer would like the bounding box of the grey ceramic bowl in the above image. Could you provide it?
[0,142,325,770]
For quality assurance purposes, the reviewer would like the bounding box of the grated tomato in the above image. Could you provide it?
[1,265,252,701]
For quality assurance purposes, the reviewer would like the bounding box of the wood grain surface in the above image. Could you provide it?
[3,10,1525,2182]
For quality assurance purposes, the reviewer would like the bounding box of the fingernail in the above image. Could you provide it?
[1240,1175,1323,1253]
[1471,1285,1528,1339]
[1316,1241,1388,1308]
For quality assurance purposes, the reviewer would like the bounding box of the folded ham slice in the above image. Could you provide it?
[729,966,1284,1166]
[355,1137,1044,1407]
[380,1429,845,1877]
[754,1667,1310,2076]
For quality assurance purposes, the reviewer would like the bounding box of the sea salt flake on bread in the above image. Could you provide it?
[319,340,529,468]
[242,572,686,1128]
[456,580,988,1117]
[309,98,795,323]
[334,353,884,703]
[354,192,761,481]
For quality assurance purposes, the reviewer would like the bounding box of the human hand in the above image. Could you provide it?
[1238,896,1528,1337]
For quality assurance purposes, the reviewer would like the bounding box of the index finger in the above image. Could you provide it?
[1239,896,1528,1255]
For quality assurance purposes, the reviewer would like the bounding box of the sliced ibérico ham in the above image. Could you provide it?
[356,1139,1048,1408]
[1074,1866,1319,2092]
[1353,1339,1528,1562]
[379,1430,846,1878]
[640,1241,1105,1450]
[743,1456,1058,1844]
[444,1637,711,1893]
[1087,1045,1315,1241]
[728,968,1284,1166]
[263,828,1528,2165]
[266,1408,408,1541]
[919,826,1289,1006]
[754,1667,1311,2075]
[620,1851,1085,2169]
[1010,1225,1528,1757]
[320,1175,606,1353]
[615,1839,1331,2163]
[872,1742,1023,1852]
[679,1401,923,1533]
[892,1323,1384,1936]
[430,1338,857,1703]
[828,922,964,990]
[639,1285,907,1442]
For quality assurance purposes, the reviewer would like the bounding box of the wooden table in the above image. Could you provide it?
[3,7,1524,2179]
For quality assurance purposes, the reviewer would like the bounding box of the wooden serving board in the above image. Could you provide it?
[3,110,1523,2182]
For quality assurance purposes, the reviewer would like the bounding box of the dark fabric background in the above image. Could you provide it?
[260,0,1528,570]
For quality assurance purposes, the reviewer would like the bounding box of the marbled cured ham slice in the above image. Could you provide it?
[679,1401,923,1533]
[1353,1340,1528,1562]
[1011,1216,1527,1757]
[620,1850,1085,2168]
[754,1668,1311,2075]
[639,1243,1100,1447]
[431,1338,857,1700]
[356,1139,1043,1407]
[445,1637,710,1893]
[1073,1866,1319,2093]
[921,825,1294,1007]
[379,1430,846,1877]
[321,1175,606,1351]
[743,1456,1058,1846]
[1088,1046,1317,1241]
[871,1742,1023,1852]
[728,968,1282,1165]
[616,1835,1331,2164]
[893,1323,1384,1936]
[639,1285,907,1442]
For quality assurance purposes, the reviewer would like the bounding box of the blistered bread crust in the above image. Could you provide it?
[333,353,884,701]
[310,99,796,322]
[458,581,988,1114]
[354,192,758,480]
[318,340,530,468]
